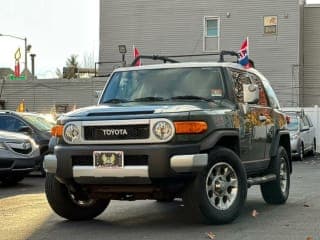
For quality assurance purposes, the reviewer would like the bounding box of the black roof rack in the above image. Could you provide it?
[130,50,240,66]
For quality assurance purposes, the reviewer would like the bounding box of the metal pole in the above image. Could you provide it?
[122,53,126,67]
[24,37,28,78]
[30,54,36,80]
[0,33,29,79]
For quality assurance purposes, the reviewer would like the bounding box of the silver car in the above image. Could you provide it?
[0,130,40,185]
[286,111,316,160]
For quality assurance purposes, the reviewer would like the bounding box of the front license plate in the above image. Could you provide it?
[93,151,124,168]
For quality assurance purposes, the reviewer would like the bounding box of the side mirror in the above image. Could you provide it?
[18,126,33,135]
[243,84,259,104]
[301,126,309,132]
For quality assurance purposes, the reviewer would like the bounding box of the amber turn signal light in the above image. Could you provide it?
[174,121,208,134]
[51,125,63,137]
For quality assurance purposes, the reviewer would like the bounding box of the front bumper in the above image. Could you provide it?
[44,143,208,184]
[290,138,299,155]
[0,156,36,175]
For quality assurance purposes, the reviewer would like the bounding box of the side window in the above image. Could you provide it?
[261,78,281,109]
[299,118,304,130]
[231,69,252,103]
[305,115,313,127]
[302,116,310,128]
[249,73,269,107]
[0,116,25,131]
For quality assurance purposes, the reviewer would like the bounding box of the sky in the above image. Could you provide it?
[0,0,99,78]
[0,0,319,79]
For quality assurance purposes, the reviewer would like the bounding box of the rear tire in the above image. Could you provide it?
[260,146,290,204]
[182,147,247,224]
[45,173,110,220]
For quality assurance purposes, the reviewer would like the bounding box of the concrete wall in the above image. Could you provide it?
[0,77,107,113]
[99,0,303,107]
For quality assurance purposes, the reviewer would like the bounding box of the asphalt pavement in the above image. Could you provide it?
[0,156,319,240]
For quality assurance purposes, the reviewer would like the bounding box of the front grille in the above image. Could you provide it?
[84,125,149,141]
[6,142,32,155]
[11,148,32,154]
[72,155,148,166]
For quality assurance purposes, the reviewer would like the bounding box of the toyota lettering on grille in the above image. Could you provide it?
[99,128,128,136]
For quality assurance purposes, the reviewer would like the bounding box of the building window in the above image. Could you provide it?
[206,19,218,37]
[203,16,220,52]
[264,16,278,35]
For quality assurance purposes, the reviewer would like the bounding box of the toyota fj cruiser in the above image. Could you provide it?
[44,52,291,224]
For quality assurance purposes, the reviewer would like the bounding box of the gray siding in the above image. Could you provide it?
[100,0,303,107]
[1,78,107,113]
[303,6,320,107]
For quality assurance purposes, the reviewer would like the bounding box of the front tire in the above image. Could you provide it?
[260,146,290,204]
[45,173,110,220]
[182,147,247,224]
[310,139,316,156]
[0,174,25,186]
[298,142,304,161]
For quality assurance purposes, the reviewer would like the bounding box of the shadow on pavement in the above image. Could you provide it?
[0,174,45,199]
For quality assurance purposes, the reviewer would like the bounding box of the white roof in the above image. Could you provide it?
[113,62,246,72]
[112,61,268,82]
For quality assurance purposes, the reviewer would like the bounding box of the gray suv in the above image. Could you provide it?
[44,52,291,224]
[285,111,316,160]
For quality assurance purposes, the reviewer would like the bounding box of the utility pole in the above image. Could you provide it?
[30,53,36,80]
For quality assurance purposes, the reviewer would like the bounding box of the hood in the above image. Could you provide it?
[289,130,299,136]
[0,130,31,142]
[62,101,225,118]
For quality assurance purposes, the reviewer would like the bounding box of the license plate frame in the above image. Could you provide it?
[93,151,124,168]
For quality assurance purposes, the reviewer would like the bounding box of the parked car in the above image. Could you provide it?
[0,130,40,185]
[0,111,54,175]
[44,52,292,224]
[285,111,316,160]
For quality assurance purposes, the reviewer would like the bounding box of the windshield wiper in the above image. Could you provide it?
[102,98,129,103]
[170,95,215,102]
[133,96,166,102]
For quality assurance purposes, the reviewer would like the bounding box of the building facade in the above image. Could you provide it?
[100,0,306,107]
[303,5,320,106]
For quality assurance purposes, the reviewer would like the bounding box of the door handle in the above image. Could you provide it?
[259,115,267,122]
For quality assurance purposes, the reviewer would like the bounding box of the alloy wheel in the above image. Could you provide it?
[279,157,288,193]
[205,162,238,210]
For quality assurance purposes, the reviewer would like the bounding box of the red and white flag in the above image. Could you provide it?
[133,45,141,66]
[238,37,249,68]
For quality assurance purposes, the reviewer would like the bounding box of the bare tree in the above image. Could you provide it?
[56,68,63,79]
[82,51,95,69]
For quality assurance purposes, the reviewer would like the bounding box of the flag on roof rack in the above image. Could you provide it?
[133,45,141,66]
[238,37,250,68]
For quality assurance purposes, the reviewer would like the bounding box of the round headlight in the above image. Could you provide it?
[153,121,173,141]
[64,124,81,143]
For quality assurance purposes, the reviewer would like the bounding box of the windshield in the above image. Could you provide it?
[21,114,55,131]
[287,115,299,131]
[99,67,224,103]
